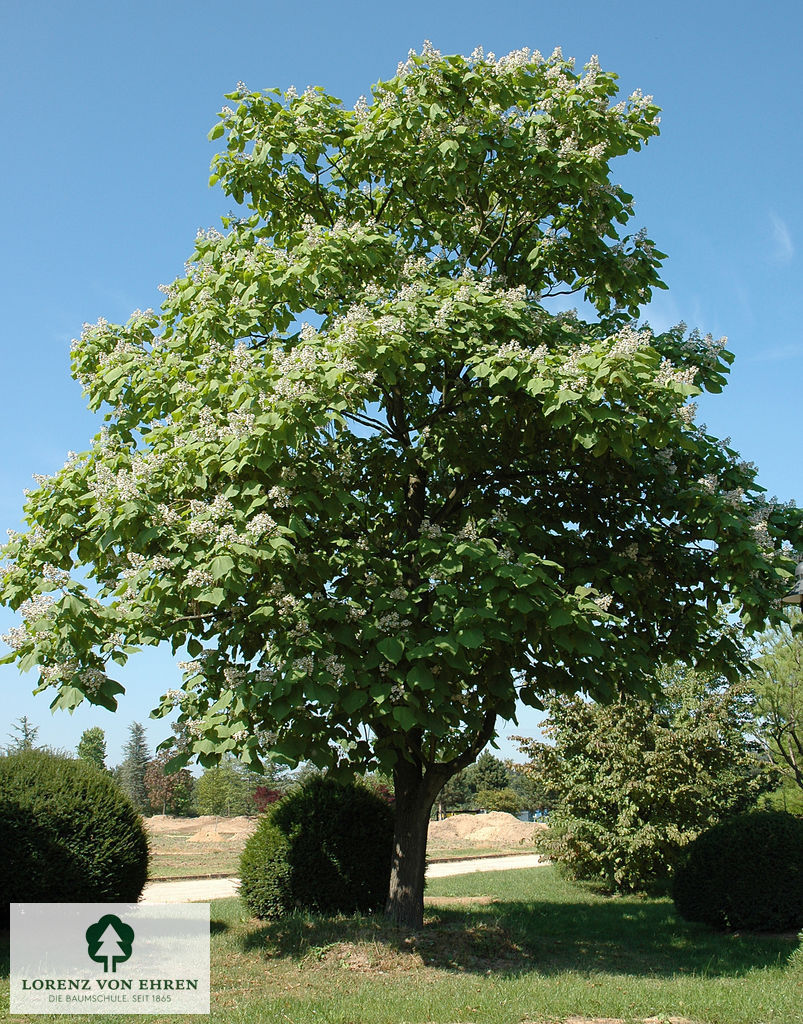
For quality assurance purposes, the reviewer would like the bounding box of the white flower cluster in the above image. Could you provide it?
[420,518,443,539]
[1,624,30,651]
[162,688,187,706]
[608,326,651,360]
[230,342,259,374]
[155,503,181,528]
[721,488,745,508]
[40,661,105,695]
[320,653,346,681]
[245,513,277,539]
[494,341,548,366]
[187,518,218,540]
[39,660,77,683]
[224,665,247,685]
[20,593,55,621]
[296,654,315,675]
[185,568,214,589]
[678,402,697,425]
[267,485,292,508]
[96,338,145,373]
[655,358,697,390]
[457,521,481,542]
[225,410,256,437]
[628,88,655,112]
[89,449,168,508]
[377,610,411,633]
[594,594,613,612]
[675,327,727,368]
[40,563,71,587]
[558,343,592,386]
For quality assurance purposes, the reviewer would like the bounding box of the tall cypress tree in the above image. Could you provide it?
[119,722,151,814]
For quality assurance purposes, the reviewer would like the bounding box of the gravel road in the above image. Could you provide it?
[141,853,547,904]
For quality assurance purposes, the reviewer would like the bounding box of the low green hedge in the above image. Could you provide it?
[672,810,803,932]
[239,776,393,918]
[0,749,149,922]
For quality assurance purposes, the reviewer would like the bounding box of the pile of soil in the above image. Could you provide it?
[427,811,545,849]
[145,814,257,843]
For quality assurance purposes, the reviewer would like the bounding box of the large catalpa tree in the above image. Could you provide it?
[2,44,800,927]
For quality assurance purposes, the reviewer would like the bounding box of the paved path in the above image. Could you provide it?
[426,853,546,877]
[141,853,547,904]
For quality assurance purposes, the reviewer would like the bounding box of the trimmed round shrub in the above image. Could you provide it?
[672,811,803,932]
[0,750,149,922]
[239,776,394,918]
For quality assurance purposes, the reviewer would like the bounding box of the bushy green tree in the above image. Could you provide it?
[144,751,195,815]
[507,765,555,818]
[464,751,509,793]
[194,757,259,815]
[515,665,777,892]
[76,726,107,771]
[1,44,800,927]
[434,768,472,817]
[750,612,803,795]
[118,722,151,814]
[475,787,522,814]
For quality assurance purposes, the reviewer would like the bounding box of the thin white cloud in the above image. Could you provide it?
[769,212,794,263]
[743,341,803,364]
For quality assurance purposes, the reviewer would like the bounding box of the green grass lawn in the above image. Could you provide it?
[2,866,801,1024]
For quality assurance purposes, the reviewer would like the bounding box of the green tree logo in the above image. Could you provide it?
[85,914,134,973]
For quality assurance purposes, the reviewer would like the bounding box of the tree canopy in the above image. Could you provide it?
[1,43,800,925]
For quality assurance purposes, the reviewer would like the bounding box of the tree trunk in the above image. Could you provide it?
[383,710,498,929]
[385,760,439,929]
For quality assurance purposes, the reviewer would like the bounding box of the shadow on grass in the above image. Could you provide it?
[237,896,800,979]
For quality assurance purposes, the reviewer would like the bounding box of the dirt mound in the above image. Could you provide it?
[145,814,257,843]
[428,811,544,848]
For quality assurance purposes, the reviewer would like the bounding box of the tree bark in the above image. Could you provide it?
[385,759,440,929]
[384,711,498,929]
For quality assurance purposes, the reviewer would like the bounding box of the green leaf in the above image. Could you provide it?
[377,637,404,664]
[210,554,235,580]
[406,663,437,690]
[391,705,419,730]
[457,628,483,648]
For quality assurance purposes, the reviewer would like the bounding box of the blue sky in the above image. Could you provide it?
[1,0,800,766]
